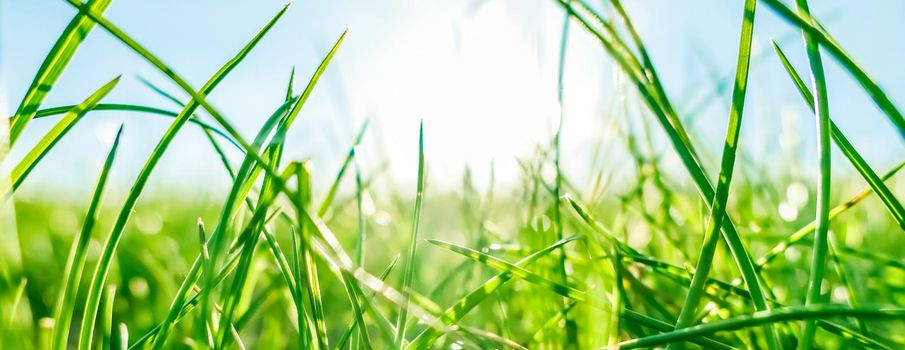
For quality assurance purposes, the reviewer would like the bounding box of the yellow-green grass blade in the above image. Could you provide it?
[9,76,120,192]
[394,121,426,347]
[8,0,112,145]
[758,0,905,140]
[668,0,780,348]
[756,160,905,269]
[74,5,289,348]
[49,124,122,350]
[556,0,774,328]
[407,236,581,350]
[290,163,329,349]
[773,41,905,231]
[619,306,905,349]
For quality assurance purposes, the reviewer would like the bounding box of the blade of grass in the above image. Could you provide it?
[668,1,778,349]
[8,0,112,145]
[98,285,116,350]
[553,9,579,347]
[9,76,120,192]
[758,0,905,140]
[50,124,123,350]
[556,1,775,329]
[756,160,905,269]
[157,29,346,349]
[772,41,905,230]
[318,120,370,217]
[408,236,581,349]
[394,121,426,347]
[336,255,400,350]
[426,238,735,349]
[792,0,833,347]
[75,5,289,348]
[60,0,296,196]
[620,306,905,349]
[30,103,240,150]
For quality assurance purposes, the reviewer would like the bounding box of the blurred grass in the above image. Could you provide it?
[3,0,905,349]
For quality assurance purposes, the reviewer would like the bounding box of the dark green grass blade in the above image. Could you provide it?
[773,41,905,231]
[408,236,580,350]
[556,0,774,327]
[668,1,780,348]
[29,103,240,150]
[9,76,120,191]
[620,306,905,349]
[759,0,905,140]
[394,121,426,347]
[50,124,123,350]
[8,0,112,145]
[74,5,289,348]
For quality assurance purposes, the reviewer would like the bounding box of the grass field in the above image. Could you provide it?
[2,0,905,349]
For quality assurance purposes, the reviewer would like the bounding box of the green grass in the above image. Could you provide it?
[3,1,905,349]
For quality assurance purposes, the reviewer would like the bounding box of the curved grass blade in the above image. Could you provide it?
[772,41,905,231]
[74,5,290,348]
[30,103,240,149]
[158,29,346,348]
[60,0,293,189]
[667,1,780,348]
[619,306,905,349]
[8,0,112,145]
[9,76,120,192]
[50,124,123,350]
[394,121,426,347]
[759,0,905,140]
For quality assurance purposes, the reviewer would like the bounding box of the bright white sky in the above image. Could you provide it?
[2,0,904,199]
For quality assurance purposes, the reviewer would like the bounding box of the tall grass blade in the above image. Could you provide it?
[759,0,905,140]
[792,1,833,347]
[394,120,426,347]
[74,5,289,347]
[772,41,905,231]
[50,124,123,350]
[667,1,780,348]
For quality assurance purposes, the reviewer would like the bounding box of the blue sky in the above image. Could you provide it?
[2,0,904,198]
